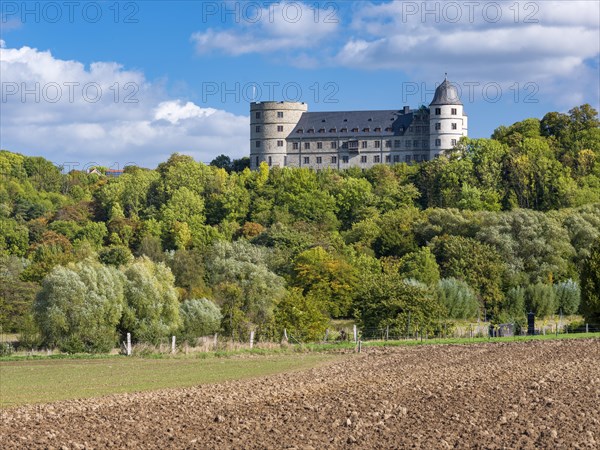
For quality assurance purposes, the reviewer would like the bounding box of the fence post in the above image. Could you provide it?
[171,336,176,354]
[586,323,589,333]
[385,325,389,341]
[213,333,218,350]
[324,328,329,342]
[126,332,132,356]
[283,328,288,342]
[250,331,254,349]
[357,340,362,353]
[353,325,357,343]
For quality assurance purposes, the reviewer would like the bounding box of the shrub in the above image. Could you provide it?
[581,239,600,323]
[525,283,557,317]
[436,278,479,319]
[554,279,581,315]
[179,298,222,344]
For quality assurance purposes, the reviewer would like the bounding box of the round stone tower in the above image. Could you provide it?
[250,101,308,169]
[429,77,466,157]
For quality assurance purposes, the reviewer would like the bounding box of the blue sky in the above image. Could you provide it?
[1,1,599,168]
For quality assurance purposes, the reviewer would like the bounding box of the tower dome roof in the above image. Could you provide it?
[430,77,462,106]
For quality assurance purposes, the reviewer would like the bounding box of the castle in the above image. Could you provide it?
[249,77,467,170]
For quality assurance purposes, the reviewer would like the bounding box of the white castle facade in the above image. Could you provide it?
[249,78,468,170]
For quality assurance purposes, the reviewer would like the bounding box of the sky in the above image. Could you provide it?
[1,0,599,169]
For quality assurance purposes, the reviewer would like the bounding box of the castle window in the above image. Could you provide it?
[319,128,325,133]
[374,127,382,132]
[409,127,414,132]
[362,141,368,149]
[277,140,284,147]
[413,140,419,147]
[342,142,348,149]
[405,155,412,162]
[361,155,367,163]
[303,156,309,164]
[255,156,259,166]
[435,108,441,115]
[385,127,393,132]
[422,155,429,161]
[348,141,359,149]
[416,126,421,132]
[268,156,272,166]
[297,129,303,133]
[255,112,261,119]
[331,141,337,149]
[451,108,457,115]
[451,139,457,146]
[385,155,391,163]
[341,128,348,132]
[406,141,411,148]
[317,142,323,149]
[423,140,428,148]
[414,155,421,162]
[293,142,299,150]
[342,156,349,163]
[435,123,441,130]
[352,128,359,132]
[385,140,392,148]
[375,141,381,148]
[256,126,261,132]
[451,123,457,130]
[393,155,400,163]
[308,128,315,133]
[278,125,284,132]
[394,140,401,148]
[316,157,322,164]
[256,141,261,148]
[363,128,370,132]
[374,155,381,163]
[435,139,441,146]
[277,111,284,118]
[329,128,337,133]
[331,156,337,163]
[304,142,310,150]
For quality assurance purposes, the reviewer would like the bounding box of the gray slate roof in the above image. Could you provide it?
[430,80,463,106]
[288,109,427,139]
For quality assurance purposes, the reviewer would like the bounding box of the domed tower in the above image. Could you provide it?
[250,101,308,169]
[429,76,468,157]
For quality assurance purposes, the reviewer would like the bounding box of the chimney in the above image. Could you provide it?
[403,106,410,114]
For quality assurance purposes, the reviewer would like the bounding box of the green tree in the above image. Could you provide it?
[580,239,600,323]
[179,298,222,344]
[395,247,440,286]
[98,245,133,267]
[121,257,181,344]
[436,278,479,319]
[554,279,581,315]
[34,260,125,353]
[273,288,329,342]
[525,283,557,317]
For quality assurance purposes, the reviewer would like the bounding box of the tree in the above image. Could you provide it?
[430,235,506,317]
[273,288,329,342]
[581,239,600,323]
[554,279,581,315]
[292,246,358,318]
[121,257,181,344]
[356,271,443,334]
[179,298,222,344]
[210,154,232,171]
[34,260,125,353]
[373,207,421,257]
[436,278,479,319]
[99,245,133,267]
[525,283,557,317]
[395,247,440,286]
[0,256,39,332]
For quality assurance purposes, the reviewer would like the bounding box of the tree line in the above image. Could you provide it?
[1,104,599,351]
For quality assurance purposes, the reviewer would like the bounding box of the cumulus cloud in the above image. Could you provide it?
[0,45,248,168]
[191,1,339,57]
[332,0,599,107]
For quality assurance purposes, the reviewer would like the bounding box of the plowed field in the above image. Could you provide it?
[2,339,599,449]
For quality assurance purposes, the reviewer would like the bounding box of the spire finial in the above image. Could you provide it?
[444,72,448,81]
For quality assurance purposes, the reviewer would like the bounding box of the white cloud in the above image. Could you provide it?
[191,1,339,56]
[0,39,5,48]
[0,45,249,168]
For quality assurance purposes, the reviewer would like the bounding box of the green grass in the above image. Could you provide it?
[363,332,600,347]
[0,353,341,408]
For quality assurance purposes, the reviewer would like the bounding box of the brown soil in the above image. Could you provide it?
[2,339,599,449]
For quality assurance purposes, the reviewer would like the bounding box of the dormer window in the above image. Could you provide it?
[363,128,370,132]
[329,128,337,133]
[352,128,359,132]
[307,128,315,133]
[297,129,303,133]
[385,127,393,132]
[374,127,381,132]
[435,108,441,115]
[319,128,325,133]
[341,127,348,132]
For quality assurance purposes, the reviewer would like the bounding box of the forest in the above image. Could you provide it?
[1,104,599,352]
